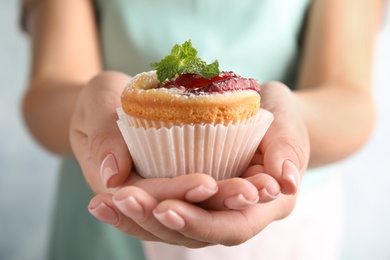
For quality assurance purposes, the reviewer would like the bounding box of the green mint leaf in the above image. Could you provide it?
[180,40,197,58]
[202,60,220,79]
[150,40,220,82]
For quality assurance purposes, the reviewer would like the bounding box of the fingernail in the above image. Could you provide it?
[113,196,145,221]
[282,160,300,195]
[258,188,279,203]
[185,185,218,202]
[88,202,119,226]
[154,209,186,230]
[224,194,259,210]
[100,153,119,188]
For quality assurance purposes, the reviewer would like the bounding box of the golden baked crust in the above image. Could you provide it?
[121,71,260,124]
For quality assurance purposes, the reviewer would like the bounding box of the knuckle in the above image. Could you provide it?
[89,131,113,162]
[278,136,308,170]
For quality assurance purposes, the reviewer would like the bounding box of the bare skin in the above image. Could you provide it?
[22,0,383,248]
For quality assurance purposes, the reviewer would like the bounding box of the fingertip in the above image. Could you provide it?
[223,193,259,210]
[100,153,119,188]
[88,202,120,226]
[262,139,304,196]
[113,194,146,222]
[168,173,218,202]
[185,185,218,202]
[198,178,260,210]
[245,173,280,203]
[281,159,300,195]
[88,194,120,226]
[100,151,132,188]
[153,209,186,230]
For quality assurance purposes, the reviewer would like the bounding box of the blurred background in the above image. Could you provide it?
[1,1,389,259]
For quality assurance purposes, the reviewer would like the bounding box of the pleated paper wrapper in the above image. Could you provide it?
[117,108,273,180]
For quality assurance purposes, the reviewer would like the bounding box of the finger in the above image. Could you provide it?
[153,195,295,247]
[88,193,160,241]
[70,71,132,192]
[197,177,259,210]
[259,82,310,195]
[86,72,132,189]
[112,186,212,248]
[126,173,219,203]
[262,140,304,195]
[242,166,281,203]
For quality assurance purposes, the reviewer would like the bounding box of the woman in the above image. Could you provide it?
[21,0,383,259]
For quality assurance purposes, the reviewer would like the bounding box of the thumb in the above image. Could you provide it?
[259,82,310,195]
[262,137,307,195]
[70,71,132,193]
[92,125,132,189]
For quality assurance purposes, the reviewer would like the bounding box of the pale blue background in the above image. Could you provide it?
[1,0,389,259]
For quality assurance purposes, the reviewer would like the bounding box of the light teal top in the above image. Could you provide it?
[97,0,310,86]
[48,1,314,259]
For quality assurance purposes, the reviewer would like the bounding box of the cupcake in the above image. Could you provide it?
[117,40,273,180]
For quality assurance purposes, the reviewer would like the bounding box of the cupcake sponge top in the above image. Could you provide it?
[121,71,260,124]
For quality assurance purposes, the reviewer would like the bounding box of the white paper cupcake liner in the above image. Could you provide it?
[117,108,273,180]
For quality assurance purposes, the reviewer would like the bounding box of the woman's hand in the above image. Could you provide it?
[255,81,310,194]
[87,81,310,248]
[70,71,134,194]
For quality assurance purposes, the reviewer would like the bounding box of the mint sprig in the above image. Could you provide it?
[151,40,220,82]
